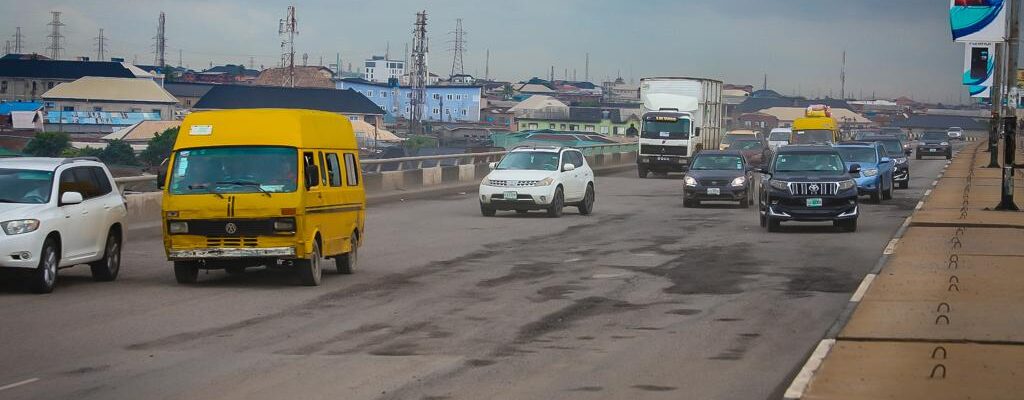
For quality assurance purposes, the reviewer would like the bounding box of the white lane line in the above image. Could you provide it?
[932,180,939,187]
[850,274,877,303]
[924,189,932,197]
[883,238,900,255]
[901,217,912,230]
[784,339,837,400]
[915,201,924,210]
[0,378,40,392]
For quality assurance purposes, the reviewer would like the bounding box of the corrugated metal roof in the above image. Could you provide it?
[104,120,182,142]
[0,101,42,115]
[194,85,384,115]
[892,114,987,130]
[42,77,177,104]
[0,59,141,79]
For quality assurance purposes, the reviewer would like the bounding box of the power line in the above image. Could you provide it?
[46,11,65,59]
[95,28,106,61]
[409,10,429,135]
[448,18,466,78]
[278,5,298,87]
[154,11,166,67]
[13,27,24,54]
[485,48,490,81]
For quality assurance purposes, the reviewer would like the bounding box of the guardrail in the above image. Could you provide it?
[113,142,638,190]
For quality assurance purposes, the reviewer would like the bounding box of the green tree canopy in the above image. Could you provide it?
[140,127,179,166]
[101,139,139,166]
[23,132,70,157]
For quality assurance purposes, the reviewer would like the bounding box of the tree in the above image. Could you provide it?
[62,146,103,158]
[101,139,139,166]
[140,127,178,166]
[23,132,70,157]
[403,135,437,154]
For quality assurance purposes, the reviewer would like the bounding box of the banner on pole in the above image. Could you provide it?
[963,42,996,86]
[950,0,1008,42]
[970,84,992,98]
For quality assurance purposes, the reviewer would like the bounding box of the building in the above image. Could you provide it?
[757,106,873,130]
[337,78,482,123]
[363,56,405,83]
[163,82,214,110]
[736,112,780,132]
[193,84,385,128]
[509,95,569,119]
[0,56,155,101]
[892,114,987,136]
[102,120,182,153]
[253,66,335,88]
[41,77,178,118]
[602,77,640,102]
[0,101,43,130]
[516,107,641,136]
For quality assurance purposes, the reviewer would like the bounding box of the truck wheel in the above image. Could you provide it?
[30,238,59,294]
[547,187,564,218]
[335,235,358,275]
[638,167,649,179]
[297,241,323,286]
[89,230,121,282]
[766,216,781,232]
[174,261,199,284]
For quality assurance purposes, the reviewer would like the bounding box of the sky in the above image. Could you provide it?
[2,0,975,103]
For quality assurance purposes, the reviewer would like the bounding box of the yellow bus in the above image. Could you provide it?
[790,105,840,145]
[159,109,365,286]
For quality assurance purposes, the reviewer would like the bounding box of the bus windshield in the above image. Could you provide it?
[791,130,835,145]
[169,146,299,195]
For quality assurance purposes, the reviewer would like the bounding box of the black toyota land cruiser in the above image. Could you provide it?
[758,145,861,232]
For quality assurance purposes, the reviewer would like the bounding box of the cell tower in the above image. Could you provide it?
[46,12,65,60]
[154,12,166,67]
[409,11,429,135]
[3,41,9,55]
[485,49,490,81]
[449,18,466,78]
[13,27,24,54]
[278,6,298,87]
[840,50,847,100]
[95,28,106,61]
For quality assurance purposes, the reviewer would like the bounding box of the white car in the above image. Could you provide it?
[479,146,595,217]
[768,128,792,151]
[0,157,127,293]
[947,127,964,141]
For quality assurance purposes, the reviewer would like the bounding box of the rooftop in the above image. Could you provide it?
[0,58,150,80]
[41,77,178,104]
[193,85,384,115]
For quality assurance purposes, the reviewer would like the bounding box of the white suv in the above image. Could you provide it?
[0,157,127,293]
[479,147,595,217]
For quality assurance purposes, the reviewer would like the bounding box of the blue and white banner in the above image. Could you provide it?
[963,42,995,86]
[950,0,1007,42]
[970,84,991,98]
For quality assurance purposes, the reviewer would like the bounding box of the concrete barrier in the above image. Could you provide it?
[125,192,163,231]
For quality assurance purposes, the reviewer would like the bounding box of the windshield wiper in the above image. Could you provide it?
[215,180,272,197]
[187,184,224,198]
[0,198,17,203]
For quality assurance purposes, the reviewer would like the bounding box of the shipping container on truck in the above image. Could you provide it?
[637,77,723,178]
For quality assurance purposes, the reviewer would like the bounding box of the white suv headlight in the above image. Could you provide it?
[2,219,40,235]
[684,176,698,187]
[730,176,747,187]
[862,168,879,177]
[535,177,555,187]
[838,179,856,191]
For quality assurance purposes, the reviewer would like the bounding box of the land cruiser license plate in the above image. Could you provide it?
[707,188,721,195]
[807,198,823,207]
[929,149,936,152]
[503,191,518,200]
[657,156,671,161]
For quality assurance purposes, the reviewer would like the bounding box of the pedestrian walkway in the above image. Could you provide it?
[787,139,1024,399]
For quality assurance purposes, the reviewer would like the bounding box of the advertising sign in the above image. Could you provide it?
[950,0,1008,42]
[963,42,995,86]
[970,84,991,98]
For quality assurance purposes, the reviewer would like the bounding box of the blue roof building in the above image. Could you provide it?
[337,78,482,123]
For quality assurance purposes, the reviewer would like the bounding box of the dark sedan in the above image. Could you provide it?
[727,137,773,167]
[683,151,752,208]
[916,131,952,159]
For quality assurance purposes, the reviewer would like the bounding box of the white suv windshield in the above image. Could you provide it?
[496,152,560,171]
[0,168,54,204]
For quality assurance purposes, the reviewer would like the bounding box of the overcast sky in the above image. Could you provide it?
[4,0,973,103]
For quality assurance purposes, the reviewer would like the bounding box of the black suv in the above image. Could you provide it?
[916,131,952,160]
[758,146,860,232]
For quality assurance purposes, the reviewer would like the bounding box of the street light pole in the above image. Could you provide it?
[988,43,1004,168]
[996,0,1020,210]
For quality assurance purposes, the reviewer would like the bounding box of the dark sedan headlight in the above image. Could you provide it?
[941,142,949,146]
[684,176,698,187]
[894,158,908,165]
[838,179,856,191]
[731,176,747,187]
[769,180,789,191]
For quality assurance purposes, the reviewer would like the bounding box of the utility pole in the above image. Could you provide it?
[449,18,466,78]
[840,50,847,100]
[409,11,429,135]
[179,49,183,68]
[550,65,554,82]
[585,52,589,82]
[13,27,24,54]
[46,11,65,60]
[95,28,106,61]
[996,0,1021,210]
[302,53,308,66]
[484,48,490,81]
[249,56,255,70]
[278,6,298,87]
[154,12,166,67]
[989,43,1005,168]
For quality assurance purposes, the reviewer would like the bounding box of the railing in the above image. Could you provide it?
[112,142,638,188]
[361,143,637,173]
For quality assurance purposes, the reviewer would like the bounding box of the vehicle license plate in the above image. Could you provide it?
[503,191,518,200]
[657,156,671,161]
[806,198,823,207]
[929,149,936,152]
[707,188,721,195]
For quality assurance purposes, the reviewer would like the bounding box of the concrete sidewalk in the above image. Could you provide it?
[789,140,1024,399]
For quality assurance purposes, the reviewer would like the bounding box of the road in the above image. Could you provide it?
[0,148,959,400]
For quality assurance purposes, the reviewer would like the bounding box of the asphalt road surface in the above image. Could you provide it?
[0,145,962,400]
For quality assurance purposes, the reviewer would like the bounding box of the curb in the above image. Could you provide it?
[782,150,955,399]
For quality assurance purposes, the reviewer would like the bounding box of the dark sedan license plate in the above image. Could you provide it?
[929,149,937,152]
[657,156,671,161]
[806,198,823,207]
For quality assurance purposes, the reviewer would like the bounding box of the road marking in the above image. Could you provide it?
[901,217,912,230]
[924,189,932,197]
[850,274,877,302]
[883,238,900,255]
[784,339,836,400]
[0,378,39,392]
[915,201,924,210]
[932,180,938,187]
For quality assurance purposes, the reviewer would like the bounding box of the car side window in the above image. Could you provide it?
[318,152,329,187]
[571,151,585,168]
[343,153,360,186]
[303,152,319,189]
[326,153,342,187]
[59,167,102,200]
[90,167,113,196]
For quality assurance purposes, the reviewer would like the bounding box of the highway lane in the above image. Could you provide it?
[0,146,960,400]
